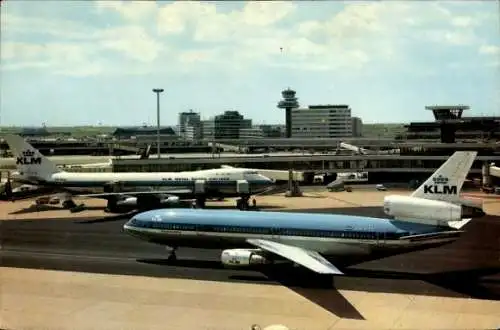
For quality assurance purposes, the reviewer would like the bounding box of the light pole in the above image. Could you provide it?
[152,88,164,159]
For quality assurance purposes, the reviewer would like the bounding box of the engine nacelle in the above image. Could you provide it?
[161,196,180,204]
[117,195,180,207]
[383,195,462,226]
[117,197,136,206]
[220,249,270,267]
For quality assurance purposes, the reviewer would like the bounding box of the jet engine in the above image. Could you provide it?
[116,197,137,207]
[383,195,463,226]
[116,195,180,207]
[220,249,270,267]
[161,196,180,204]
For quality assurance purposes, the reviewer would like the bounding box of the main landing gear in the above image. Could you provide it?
[236,196,252,210]
[62,199,77,209]
[166,247,177,264]
[195,197,206,208]
[105,199,118,213]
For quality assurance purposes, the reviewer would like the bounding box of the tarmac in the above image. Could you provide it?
[1,188,499,330]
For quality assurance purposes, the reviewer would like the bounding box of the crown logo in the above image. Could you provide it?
[432,175,449,185]
[22,150,35,157]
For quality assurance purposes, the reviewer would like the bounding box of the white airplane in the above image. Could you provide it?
[3,134,275,211]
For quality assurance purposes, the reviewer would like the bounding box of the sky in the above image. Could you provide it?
[1,0,499,127]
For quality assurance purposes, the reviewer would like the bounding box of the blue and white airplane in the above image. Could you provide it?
[124,151,479,275]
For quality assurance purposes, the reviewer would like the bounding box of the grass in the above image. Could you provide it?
[0,126,117,138]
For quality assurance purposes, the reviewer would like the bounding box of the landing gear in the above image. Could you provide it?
[166,247,177,264]
[62,199,76,209]
[195,197,206,208]
[105,199,118,213]
[236,196,250,210]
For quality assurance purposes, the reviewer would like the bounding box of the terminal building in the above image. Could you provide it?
[178,110,201,140]
[239,125,285,139]
[112,126,177,140]
[291,105,361,138]
[400,105,500,143]
[202,111,252,140]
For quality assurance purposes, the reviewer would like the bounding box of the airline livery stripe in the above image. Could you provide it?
[127,219,406,240]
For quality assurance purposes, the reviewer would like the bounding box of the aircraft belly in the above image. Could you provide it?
[215,187,236,194]
[126,227,394,258]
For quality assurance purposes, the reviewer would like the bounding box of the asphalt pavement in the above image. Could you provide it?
[2,206,499,304]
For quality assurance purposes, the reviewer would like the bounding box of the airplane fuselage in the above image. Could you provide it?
[14,168,275,198]
[124,209,463,266]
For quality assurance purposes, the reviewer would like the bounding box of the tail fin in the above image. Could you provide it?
[411,151,477,202]
[3,134,62,181]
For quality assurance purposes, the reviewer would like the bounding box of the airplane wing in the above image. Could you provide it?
[246,238,344,275]
[76,188,193,198]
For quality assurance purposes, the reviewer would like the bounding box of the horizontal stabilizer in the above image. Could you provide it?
[247,238,343,275]
[447,218,473,230]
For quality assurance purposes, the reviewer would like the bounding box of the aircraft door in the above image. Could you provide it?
[376,231,386,245]
[271,227,280,241]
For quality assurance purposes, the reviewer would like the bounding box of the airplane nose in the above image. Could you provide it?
[263,176,275,187]
[123,217,135,230]
[124,213,143,230]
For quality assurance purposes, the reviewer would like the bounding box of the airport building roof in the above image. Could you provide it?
[20,127,50,137]
[112,126,176,137]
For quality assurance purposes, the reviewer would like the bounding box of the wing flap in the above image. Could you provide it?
[246,238,343,275]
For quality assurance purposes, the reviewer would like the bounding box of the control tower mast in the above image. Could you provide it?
[277,88,299,138]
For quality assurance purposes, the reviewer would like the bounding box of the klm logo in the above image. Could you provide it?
[423,175,457,195]
[16,150,42,165]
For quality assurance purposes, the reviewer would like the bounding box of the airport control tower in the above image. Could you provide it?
[425,105,470,143]
[277,88,299,138]
[425,105,470,120]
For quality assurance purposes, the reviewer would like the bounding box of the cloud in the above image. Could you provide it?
[156,1,296,40]
[478,44,500,68]
[1,13,96,40]
[95,1,157,22]
[1,1,497,77]
[1,41,103,77]
[98,26,163,62]
[479,45,500,56]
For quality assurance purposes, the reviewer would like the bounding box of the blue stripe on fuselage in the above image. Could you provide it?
[128,208,446,237]
[42,179,273,189]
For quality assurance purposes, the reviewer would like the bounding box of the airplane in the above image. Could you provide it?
[123,151,480,276]
[383,150,485,219]
[2,134,275,212]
